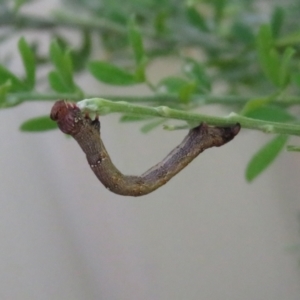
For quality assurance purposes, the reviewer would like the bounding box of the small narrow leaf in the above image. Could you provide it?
[163,123,189,131]
[246,135,288,182]
[213,0,226,23]
[292,72,300,87]
[244,106,294,122]
[157,77,189,94]
[134,60,147,82]
[241,89,284,116]
[88,61,138,85]
[231,22,255,44]
[276,30,300,47]
[271,6,285,38]
[183,58,211,92]
[179,81,197,104]
[20,116,58,132]
[71,30,92,71]
[48,71,70,93]
[154,11,167,35]
[128,17,145,65]
[157,76,200,103]
[241,96,274,116]
[49,40,75,90]
[18,37,35,89]
[268,48,281,86]
[287,145,300,152]
[140,119,165,133]
[257,24,273,56]
[256,24,280,86]
[62,51,74,87]
[0,80,12,105]
[50,40,64,70]
[278,47,295,88]
[0,65,27,92]
[186,7,209,32]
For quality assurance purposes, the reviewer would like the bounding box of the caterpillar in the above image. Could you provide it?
[50,100,240,196]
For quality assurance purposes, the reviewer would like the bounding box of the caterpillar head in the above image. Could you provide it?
[50,100,83,135]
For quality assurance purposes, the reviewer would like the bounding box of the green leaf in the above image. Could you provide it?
[88,61,138,85]
[128,17,145,65]
[134,60,147,82]
[276,30,300,47]
[50,40,64,69]
[183,58,211,92]
[287,145,300,152]
[271,6,285,38]
[62,51,74,86]
[179,81,197,104]
[140,119,165,133]
[20,116,58,132]
[157,77,189,94]
[240,95,276,116]
[278,47,295,88]
[0,80,12,106]
[186,6,209,32]
[154,11,168,35]
[244,106,294,122]
[231,22,255,44]
[71,30,92,71]
[0,65,27,92]
[163,123,190,131]
[157,76,197,103]
[48,71,70,93]
[268,48,281,86]
[49,40,74,90]
[18,37,35,89]
[246,135,288,182]
[52,35,83,68]
[292,72,300,87]
[212,0,226,23]
[256,24,280,86]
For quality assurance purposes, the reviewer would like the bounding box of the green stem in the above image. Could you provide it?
[78,98,300,136]
[9,92,300,106]
[0,11,224,51]
[53,11,128,34]
[8,92,79,102]
[0,11,127,35]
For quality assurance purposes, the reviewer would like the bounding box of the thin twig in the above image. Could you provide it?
[77,98,300,136]
[9,92,300,106]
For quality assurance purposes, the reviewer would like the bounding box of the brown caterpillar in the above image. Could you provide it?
[50,100,240,196]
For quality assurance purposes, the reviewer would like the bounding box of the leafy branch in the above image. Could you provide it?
[77,98,300,136]
[2,0,300,181]
[6,91,300,106]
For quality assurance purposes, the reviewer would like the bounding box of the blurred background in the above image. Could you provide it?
[1,0,300,299]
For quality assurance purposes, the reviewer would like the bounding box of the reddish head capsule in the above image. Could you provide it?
[50,100,82,135]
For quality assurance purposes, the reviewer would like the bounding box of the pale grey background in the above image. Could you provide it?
[1,1,300,299]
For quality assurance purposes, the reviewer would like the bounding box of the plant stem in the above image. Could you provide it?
[0,11,224,51]
[0,11,127,34]
[10,92,300,106]
[77,98,300,136]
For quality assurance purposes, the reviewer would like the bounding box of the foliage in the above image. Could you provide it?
[1,0,300,181]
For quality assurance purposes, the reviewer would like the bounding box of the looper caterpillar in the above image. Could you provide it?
[50,100,240,196]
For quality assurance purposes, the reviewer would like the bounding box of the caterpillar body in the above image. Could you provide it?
[50,100,240,196]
